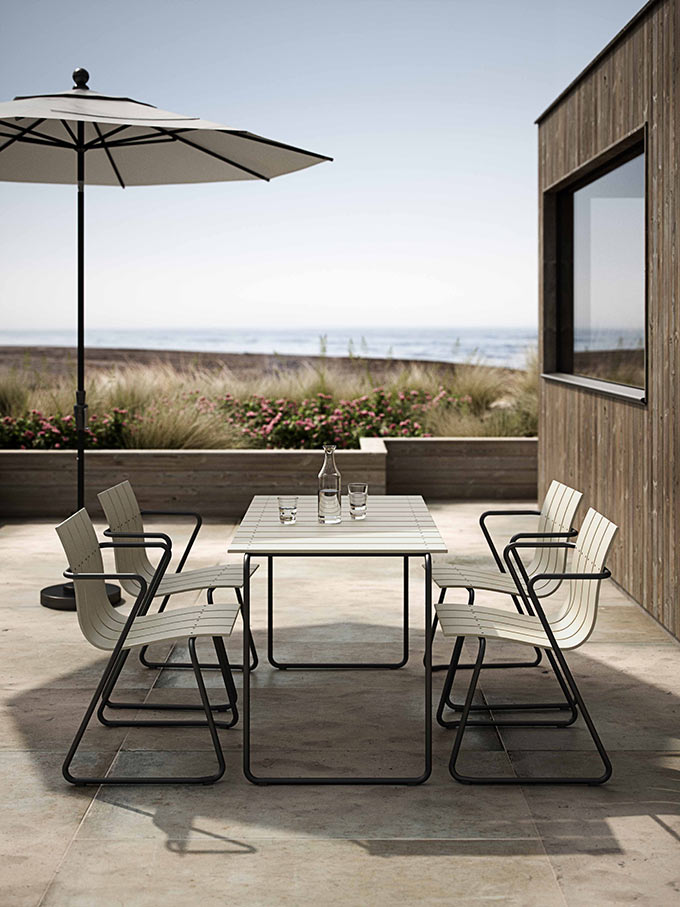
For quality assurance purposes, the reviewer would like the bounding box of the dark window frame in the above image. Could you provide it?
[541,125,648,405]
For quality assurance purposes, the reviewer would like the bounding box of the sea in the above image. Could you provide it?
[0,326,538,369]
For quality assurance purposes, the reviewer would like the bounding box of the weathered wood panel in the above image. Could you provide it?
[0,437,538,518]
[0,447,387,519]
[385,438,537,499]
[538,0,679,637]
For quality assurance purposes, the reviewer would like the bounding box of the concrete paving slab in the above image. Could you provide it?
[42,836,566,907]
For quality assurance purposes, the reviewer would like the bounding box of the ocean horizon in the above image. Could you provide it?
[0,326,538,369]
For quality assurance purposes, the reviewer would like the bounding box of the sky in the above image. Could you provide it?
[0,0,644,333]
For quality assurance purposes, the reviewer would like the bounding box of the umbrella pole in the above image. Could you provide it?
[40,120,121,610]
[75,124,86,511]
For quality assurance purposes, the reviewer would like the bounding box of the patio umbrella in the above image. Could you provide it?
[0,68,331,608]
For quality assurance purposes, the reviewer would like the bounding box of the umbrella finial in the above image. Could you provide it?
[72,68,90,90]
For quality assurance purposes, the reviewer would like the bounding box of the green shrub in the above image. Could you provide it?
[219,387,471,449]
[0,408,130,449]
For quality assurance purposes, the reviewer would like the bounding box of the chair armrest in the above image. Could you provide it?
[509,528,577,543]
[100,539,170,552]
[64,568,149,588]
[103,528,173,548]
[140,510,202,575]
[479,510,541,573]
[505,540,575,552]
[480,510,542,520]
[528,568,612,588]
[142,508,202,522]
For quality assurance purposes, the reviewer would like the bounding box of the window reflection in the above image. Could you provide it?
[572,153,645,388]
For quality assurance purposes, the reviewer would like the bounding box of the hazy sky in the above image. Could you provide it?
[0,0,642,332]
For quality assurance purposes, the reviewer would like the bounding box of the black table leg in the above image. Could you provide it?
[243,552,432,786]
[266,555,410,670]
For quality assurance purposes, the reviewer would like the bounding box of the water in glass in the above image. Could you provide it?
[277,495,298,524]
[348,482,368,520]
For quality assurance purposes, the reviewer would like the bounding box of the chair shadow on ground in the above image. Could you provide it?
[9,619,680,859]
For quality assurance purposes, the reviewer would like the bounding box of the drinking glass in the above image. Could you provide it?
[348,483,368,520]
[278,495,298,525]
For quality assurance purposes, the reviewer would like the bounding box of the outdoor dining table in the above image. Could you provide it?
[228,494,448,785]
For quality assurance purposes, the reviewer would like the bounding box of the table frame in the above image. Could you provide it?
[241,551,433,786]
[266,554,410,671]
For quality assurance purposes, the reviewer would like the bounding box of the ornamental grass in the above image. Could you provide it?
[0,352,537,449]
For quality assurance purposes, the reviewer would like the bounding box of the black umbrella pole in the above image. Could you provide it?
[41,127,120,610]
[75,136,87,512]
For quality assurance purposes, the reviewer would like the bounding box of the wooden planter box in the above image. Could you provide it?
[385,437,538,499]
[0,437,536,518]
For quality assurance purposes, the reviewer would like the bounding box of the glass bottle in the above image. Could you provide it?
[318,443,342,524]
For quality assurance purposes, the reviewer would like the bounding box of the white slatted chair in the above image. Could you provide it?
[98,480,258,673]
[430,480,583,673]
[56,508,241,785]
[435,507,618,784]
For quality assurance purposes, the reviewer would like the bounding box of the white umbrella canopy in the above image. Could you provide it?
[0,68,331,609]
[0,68,331,185]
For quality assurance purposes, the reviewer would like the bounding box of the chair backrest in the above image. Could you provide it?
[553,507,618,649]
[55,509,122,651]
[527,480,583,595]
[98,480,155,594]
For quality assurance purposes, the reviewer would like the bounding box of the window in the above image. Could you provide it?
[553,141,646,394]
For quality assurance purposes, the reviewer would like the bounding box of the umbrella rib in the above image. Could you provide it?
[223,130,333,162]
[107,137,176,147]
[0,119,74,149]
[92,122,126,188]
[60,119,78,144]
[0,131,71,149]
[82,124,135,151]
[0,118,46,154]
[101,132,176,148]
[152,127,270,181]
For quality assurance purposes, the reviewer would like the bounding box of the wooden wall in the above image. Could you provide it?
[386,438,537,499]
[538,0,679,636]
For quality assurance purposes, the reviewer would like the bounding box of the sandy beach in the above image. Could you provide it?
[0,345,511,381]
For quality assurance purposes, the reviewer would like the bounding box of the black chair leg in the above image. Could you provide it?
[447,638,612,785]
[188,637,227,784]
[100,639,237,725]
[436,636,464,727]
[439,644,578,728]
[448,637,486,783]
[212,635,239,729]
[63,638,229,785]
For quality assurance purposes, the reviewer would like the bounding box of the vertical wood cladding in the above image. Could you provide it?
[538,0,679,636]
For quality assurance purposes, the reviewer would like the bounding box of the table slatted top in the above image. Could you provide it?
[228,495,448,555]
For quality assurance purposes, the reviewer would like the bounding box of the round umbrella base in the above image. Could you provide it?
[40,581,122,611]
